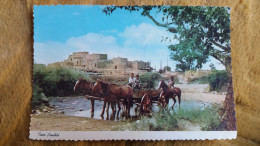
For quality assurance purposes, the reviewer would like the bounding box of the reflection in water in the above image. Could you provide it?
[50,96,212,121]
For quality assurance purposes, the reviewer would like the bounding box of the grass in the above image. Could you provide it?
[129,109,179,131]
[128,105,221,131]
[174,105,221,131]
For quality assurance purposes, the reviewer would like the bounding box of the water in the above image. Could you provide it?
[50,96,213,121]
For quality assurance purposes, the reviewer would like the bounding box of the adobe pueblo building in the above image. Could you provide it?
[50,52,153,76]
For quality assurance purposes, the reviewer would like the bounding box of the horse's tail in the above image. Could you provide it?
[129,95,134,107]
[178,89,181,109]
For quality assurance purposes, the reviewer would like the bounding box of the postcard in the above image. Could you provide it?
[30,5,236,140]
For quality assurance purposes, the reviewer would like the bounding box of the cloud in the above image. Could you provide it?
[34,33,137,64]
[34,23,178,70]
[34,23,225,70]
[119,23,175,46]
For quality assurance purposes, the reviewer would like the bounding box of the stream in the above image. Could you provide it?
[50,96,213,121]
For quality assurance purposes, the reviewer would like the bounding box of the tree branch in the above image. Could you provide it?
[144,12,177,32]
[209,48,231,67]
[210,40,230,53]
[210,52,225,65]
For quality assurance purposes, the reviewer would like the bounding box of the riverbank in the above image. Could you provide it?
[30,83,225,131]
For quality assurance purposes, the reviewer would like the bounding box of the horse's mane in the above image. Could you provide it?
[110,83,120,87]
[161,80,168,87]
[80,79,91,84]
[160,80,170,92]
[99,81,110,94]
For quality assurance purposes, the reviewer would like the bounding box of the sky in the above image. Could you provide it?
[34,5,225,71]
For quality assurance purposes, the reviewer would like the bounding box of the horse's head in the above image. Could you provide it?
[158,80,166,90]
[92,79,106,97]
[74,78,84,93]
[159,91,167,108]
[141,94,152,113]
[145,94,151,104]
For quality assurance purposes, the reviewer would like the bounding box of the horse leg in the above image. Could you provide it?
[112,103,116,117]
[90,99,95,118]
[178,92,181,109]
[113,103,117,116]
[101,100,106,117]
[110,103,116,120]
[171,96,176,110]
[110,103,114,116]
[106,102,110,120]
[117,101,121,120]
[127,98,131,117]
[122,99,127,116]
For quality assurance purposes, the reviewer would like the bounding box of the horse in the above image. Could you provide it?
[73,78,96,116]
[158,80,181,109]
[74,78,95,95]
[139,94,152,115]
[92,79,133,119]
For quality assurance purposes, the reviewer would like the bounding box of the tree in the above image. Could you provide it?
[163,66,171,71]
[102,6,235,130]
[103,6,231,75]
[209,63,216,70]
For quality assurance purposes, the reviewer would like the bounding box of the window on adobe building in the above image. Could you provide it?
[115,65,117,69]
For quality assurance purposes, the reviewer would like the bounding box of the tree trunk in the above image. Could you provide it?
[219,77,236,130]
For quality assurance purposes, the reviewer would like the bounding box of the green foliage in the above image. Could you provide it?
[129,106,221,131]
[139,72,161,88]
[209,63,216,70]
[130,109,178,131]
[150,109,178,131]
[33,64,91,98]
[208,70,228,92]
[175,106,221,131]
[189,76,210,84]
[103,6,231,72]
[163,66,171,71]
[32,83,44,108]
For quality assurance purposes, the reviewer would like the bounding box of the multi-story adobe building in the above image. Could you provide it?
[50,51,153,76]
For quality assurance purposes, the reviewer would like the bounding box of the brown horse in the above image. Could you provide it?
[73,78,96,116]
[139,94,152,115]
[92,79,133,119]
[158,80,181,109]
[74,78,95,95]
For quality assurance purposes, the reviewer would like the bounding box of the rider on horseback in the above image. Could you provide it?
[128,73,135,87]
[134,74,141,89]
[168,76,175,95]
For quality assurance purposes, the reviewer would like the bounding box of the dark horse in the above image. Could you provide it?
[73,78,96,116]
[158,80,182,109]
[92,79,133,119]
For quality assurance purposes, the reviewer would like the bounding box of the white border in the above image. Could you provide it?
[30,131,237,140]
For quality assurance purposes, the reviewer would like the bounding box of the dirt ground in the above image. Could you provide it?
[30,114,125,131]
[30,83,226,131]
[177,83,226,103]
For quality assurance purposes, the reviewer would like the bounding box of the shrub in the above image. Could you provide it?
[33,64,91,97]
[129,106,221,131]
[91,75,128,85]
[139,72,161,88]
[189,76,210,84]
[208,70,229,92]
[175,106,221,131]
[150,109,178,131]
[32,83,43,108]
[129,108,178,131]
